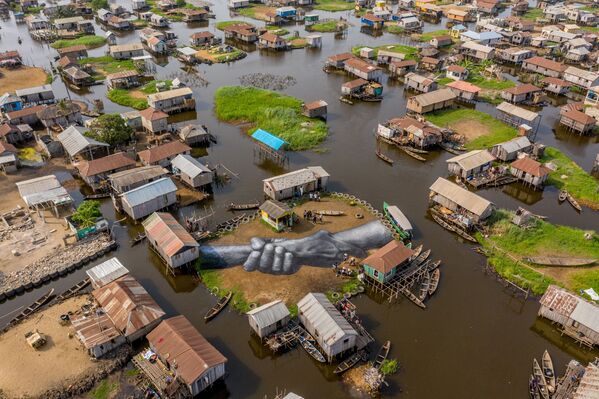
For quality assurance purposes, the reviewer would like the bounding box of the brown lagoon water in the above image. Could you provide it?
[1,2,599,398]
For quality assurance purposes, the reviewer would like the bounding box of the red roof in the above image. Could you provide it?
[190,31,214,39]
[542,76,570,87]
[139,107,168,121]
[0,50,20,61]
[328,52,355,62]
[421,56,440,64]
[342,78,369,89]
[6,105,46,119]
[0,123,17,137]
[391,59,417,68]
[76,152,136,178]
[562,109,596,125]
[363,13,384,22]
[57,45,87,55]
[142,212,198,257]
[505,83,541,95]
[138,141,191,164]
[524,56,566,73]
[362,241,414,274]
[446,80,482,93]
[0,141,17,154]
[447,64,466,73]
[260,32,284,43]
[510,157,550,177]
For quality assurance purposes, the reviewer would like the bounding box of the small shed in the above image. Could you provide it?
[251,129,289,165]
[445,80,481,101]
[171,154,213,189]
[362,240,414,283]
[446,65,468,81]
[246,299,291,339]
[429,177,494,224]
[263,166,329,200]
[71,312,126,358]
[121,177,177,220]
[297,293,359,362]
[76,152,136,191]
[496,102,540,134]
[259,200,294,232]
[490,136,532,161]
[539,285,599,347]
[446,150,495,179]
[302,100,328,119]
[86,257,130,289]
[509,156,550,189]
[143,212,199,272]
[146,316,228,397]
[139,107,169,134]
[501,84,542,104]
[560,109,596,135]
[407,88,456,114]
[179,124,210,146]
[57,125,109,160]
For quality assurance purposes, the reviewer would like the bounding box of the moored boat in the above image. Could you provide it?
[428,268,440,295]
[383,202,413,239]
[8,288,55,326]
[410,248,431,267]
[334,350,364,374]
[542,350,556,393]
[400,287,426,309]
[299,334,326,363]
[53,278,90,303]
[529,375,540,399]
[227,202,260,211]
[313,210,345,216]
[431,213,477,243]
[558,190,567,202]
[533,358,550,399]
[410,244,423,260]
[524,257,596,267]
[376,151,394,165]
[373,340,391,370]
[419,272,430,301]
[566,193,582,212]
[402,148,426,162]
[204,291,232,321]
[130,233,146,246]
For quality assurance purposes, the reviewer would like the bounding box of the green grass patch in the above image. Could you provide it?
[214,86,328,151]
[88,380,119,399]
[216,20,249,30]
[380,359,400,375]
[425,108,517,150]
[51,35,107,49]
[570,270,599,301]
[521,8,543,20]
[306,21,339,32]
[352,44,418,60]
[288,304,298,318]
[581,26,599,33]
[124,368,141,377]
[45,72,53,84]
[541,147,599,209]
[106,89,148,110]
[437,77,452,85]
[196,268,251,313]
[139,79,172,94]
[79,56,136,75]
[414,29,450,42]
[265,26,289,36]
[384,25,405,34]
[313,0,355,11]
[467,74,515,90]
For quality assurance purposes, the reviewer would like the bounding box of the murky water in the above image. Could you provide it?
[1,3,599,398]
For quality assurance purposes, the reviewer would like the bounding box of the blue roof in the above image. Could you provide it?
[452,24,466,30]
[251,129,288,151]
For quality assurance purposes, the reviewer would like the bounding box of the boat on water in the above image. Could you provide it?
[410,244,423,260]
[400,287,426,309]
[524,257,597,267]
[383,202,413,239]
[411,248,431,267]
[313,210,345,216]
[373,340,391,370]
[558,190,567,202]
[566,193,582,212]
[529,375,541,399]
[532,358,550,399]
[227,202,260,211]
[334,350,365,374]
[204,291,232,321]
[439,142,463,155]
[428,268,440,295]
[376,151,394,165]
[427,259,441,273]
[53,278,90,303]
[419,272,430,301]
[8,288,55,326]
[399,145,428,154]
[299,335,326,363]
[130,233,146,246]
[402,148,426,162]
[542,350,556,393]
[431,213,477,243]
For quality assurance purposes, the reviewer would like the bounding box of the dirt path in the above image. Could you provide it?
[445,119,492,141]
[0,66,48,92]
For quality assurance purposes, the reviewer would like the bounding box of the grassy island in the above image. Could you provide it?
[352,44,418,60]
[51,35,107,49]
[107,80,172,110]
[478,210,599,296]
[214,86,328,150]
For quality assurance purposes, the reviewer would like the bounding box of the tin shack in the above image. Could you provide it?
[120,177,177,220]
[246,299,291,339]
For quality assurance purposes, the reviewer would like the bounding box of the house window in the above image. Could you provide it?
[343,338,349,344]
[373,270,379,278]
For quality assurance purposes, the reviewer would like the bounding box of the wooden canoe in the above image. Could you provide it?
[411,248,431,267]
[130,233,146,247]
[8,288,55,326]
[439,142,463,155]
[558,190,567,202]
[373,340,391,370]
[313,210,345,216]
[419,272,430,301]
[299,335,326,363]
[376,151,394,165]
[399,145,428,154]
[542,350,556,393]
[410,244,423,260]
[524,257,597,267]
[402,148,426,162]
[227,202,260,211]
[431,213,477,243]
[529,375,541,399]
[427,259,441,273]
[567,193,582,212]
[400,287,426,309]
[53,278,90,303]
[428,268,440,296]
[334,350,364,374]
[204,291,232,321]
[533,358,550,399]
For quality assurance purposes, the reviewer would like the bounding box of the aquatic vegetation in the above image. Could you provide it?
[413,29,450,42]
[380,359,399,375]
[306,21,339,32]
[352,44,418,60]
[541,147,599,209]
[78,56,136,75]
[214,86,328,150]
[215,20,248,30]
[50,35,107,49]
[313,0,355,11]
[106,89,148,110]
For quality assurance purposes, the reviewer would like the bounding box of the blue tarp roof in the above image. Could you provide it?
[251,129,288,151]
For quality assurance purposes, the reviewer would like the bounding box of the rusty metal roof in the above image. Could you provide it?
[92,275,165,338]
[142,212,199,258]
[146,315,227,386]
[362,240,414,273]
[72,313,122,349]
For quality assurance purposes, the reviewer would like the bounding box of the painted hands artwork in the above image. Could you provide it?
[199,220,392,275]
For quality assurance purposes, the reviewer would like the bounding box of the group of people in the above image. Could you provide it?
[308,192,321,201]
[303,209,324,224]
[332,253,358,277]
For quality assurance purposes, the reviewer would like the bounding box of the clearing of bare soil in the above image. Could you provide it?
[446,119,491,141]
[0,296,106,398]
[0,66,49,93]
[206,198,375,304]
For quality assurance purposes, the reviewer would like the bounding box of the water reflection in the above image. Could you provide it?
[502,182,544,205]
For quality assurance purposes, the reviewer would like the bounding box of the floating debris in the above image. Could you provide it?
[239,73,297,91]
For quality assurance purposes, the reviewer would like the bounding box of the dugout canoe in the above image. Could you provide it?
[524,257,596,267]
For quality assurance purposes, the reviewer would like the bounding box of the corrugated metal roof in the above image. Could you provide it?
[86,257,129,288]
[496,102,539,122]
[446,149,495,171]
[429,177,493,216]
[282,394,304,399]
[15,85,53,97]
[15,175,73,207]
[246,299,290,329]
[573,361,599,399]
[541,285,599,334]
[142,212,198,257]
[386,205,413,232]
[251,129,288,151]
[92,274,165,338]
[171,154,211,178]
[411,88,456,107]
[122,177,177,208]
[57,125,109,157]
[494,136,531,154]
[146,316,227,386]
[259,200,291,219]
[147,87,193,102]
[72,313,122,349]
[108,165,168,189]
[298,293,358,346]
[263,167,328,192]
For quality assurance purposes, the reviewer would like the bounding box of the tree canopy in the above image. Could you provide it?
[86,114,133,146]
[71,201,102,228]
[90,0,108,11]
